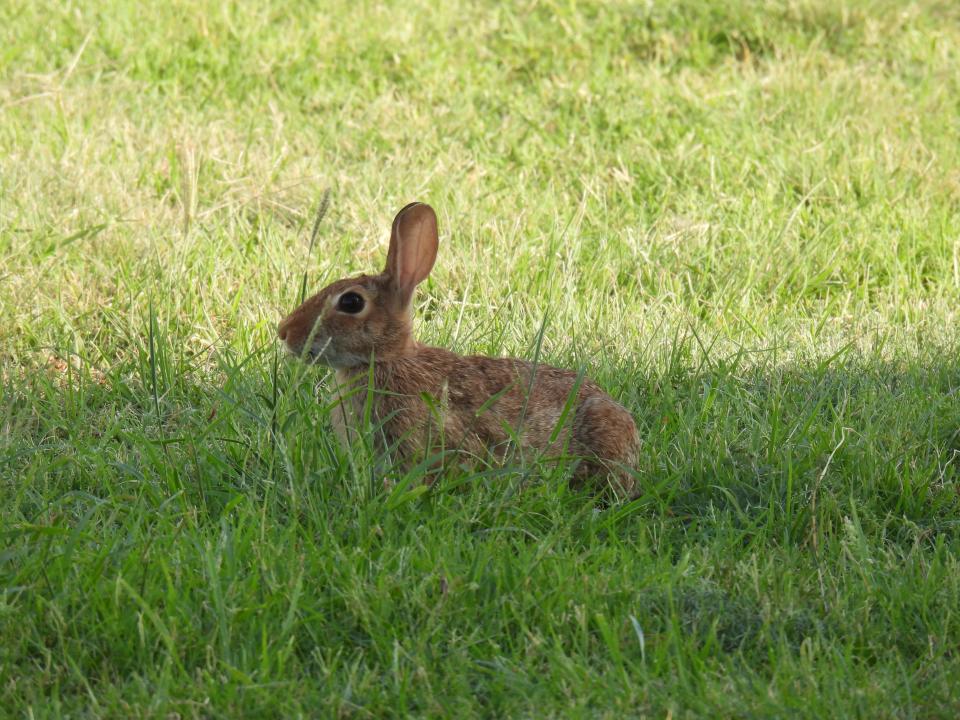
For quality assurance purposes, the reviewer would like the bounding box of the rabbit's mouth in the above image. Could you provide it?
[279,334,328,365]
[281,331,368,368]
[296,340,330,366]
[301,347,323,364]
[289,338,368,369]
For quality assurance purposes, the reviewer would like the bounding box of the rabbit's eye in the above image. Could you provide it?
[337,292,365,314]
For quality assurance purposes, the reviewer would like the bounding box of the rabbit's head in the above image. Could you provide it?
[278,202,438,368]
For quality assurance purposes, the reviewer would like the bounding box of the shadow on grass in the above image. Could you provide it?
[4,334,960,536]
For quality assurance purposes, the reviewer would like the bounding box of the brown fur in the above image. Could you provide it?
[278,203,640,498]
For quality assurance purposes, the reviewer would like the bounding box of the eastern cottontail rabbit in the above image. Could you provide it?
[278,203,639,497]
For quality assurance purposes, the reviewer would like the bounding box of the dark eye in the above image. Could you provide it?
[337,292,365,314]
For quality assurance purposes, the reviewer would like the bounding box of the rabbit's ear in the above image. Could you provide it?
[384,202,438,306]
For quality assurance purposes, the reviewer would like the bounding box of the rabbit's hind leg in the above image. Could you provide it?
[570,396,640,500]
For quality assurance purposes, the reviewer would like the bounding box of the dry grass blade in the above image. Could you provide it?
[299,188,332,305]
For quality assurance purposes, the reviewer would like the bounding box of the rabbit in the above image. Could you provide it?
[278,202,640,498]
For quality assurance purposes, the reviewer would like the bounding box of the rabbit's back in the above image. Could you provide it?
[332,346,638,495]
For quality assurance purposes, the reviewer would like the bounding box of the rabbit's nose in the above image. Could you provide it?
[277,319,289,342]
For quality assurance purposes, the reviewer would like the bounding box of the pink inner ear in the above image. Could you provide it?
[387,203,438,303]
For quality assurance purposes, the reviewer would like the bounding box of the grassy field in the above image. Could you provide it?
[3,0,960,716]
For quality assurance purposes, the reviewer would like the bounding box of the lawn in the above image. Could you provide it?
[2,0,960,716]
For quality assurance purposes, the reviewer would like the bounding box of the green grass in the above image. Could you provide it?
[3,0,960,716]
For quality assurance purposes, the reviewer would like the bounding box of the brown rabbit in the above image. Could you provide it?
[278,203,639,498]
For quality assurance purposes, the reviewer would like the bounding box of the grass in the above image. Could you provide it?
[2,0,960,716]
